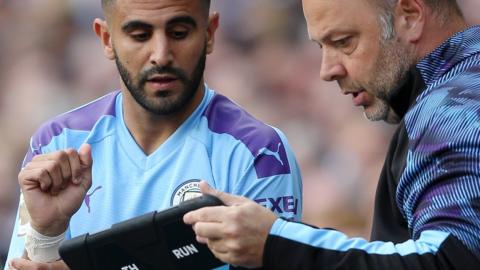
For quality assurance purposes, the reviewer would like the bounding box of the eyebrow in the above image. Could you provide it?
[166,15,197,28]
[121,16,198,33]
[121,20,153,33]
[318,30,334,44]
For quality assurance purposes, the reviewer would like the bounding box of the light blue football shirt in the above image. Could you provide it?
[6,85,302,269]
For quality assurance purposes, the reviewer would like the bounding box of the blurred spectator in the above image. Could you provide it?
[459,0,480,24]
[0,0,478,267]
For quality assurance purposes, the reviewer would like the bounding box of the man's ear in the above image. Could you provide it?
[394,0,426,43]
[206,12,219,55]
[93,18,115,60]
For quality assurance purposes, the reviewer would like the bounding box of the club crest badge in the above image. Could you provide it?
[170,179,202,206]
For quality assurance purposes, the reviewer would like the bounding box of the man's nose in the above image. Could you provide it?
[149,35,173,67]
[319,52,346,81]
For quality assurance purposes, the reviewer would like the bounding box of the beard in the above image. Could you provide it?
[114,44,207,116]
[362,36,415,122]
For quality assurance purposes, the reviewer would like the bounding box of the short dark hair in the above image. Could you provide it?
[101,0,211,15]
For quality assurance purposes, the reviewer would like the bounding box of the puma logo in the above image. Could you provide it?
[84,186,102,213]
[257,142,284,166]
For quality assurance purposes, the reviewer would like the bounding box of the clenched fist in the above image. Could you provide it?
[18,144,93,236]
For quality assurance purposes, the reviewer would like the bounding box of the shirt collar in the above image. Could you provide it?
[388,25,480,119]
[416,25,480,88]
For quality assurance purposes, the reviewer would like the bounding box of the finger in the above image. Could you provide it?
[38,151,73,189]
[45,160,64,195]
[23,160,63,195]
[206,238,229,254]
[21,168,53,192]
[65,149,81,185]
[9,258,68,270]
[77,144,93,189]
[199,181,246,206]
[53,151,73,189]
[51,260,69,269]
[192,221,225,239]
[196,235,208,244]
[208,248,233,266]
[9,258,28,269]
[31,153,52,162]
[8,260,19,270]
[184,205,228,224]
[78,144,93,169]
[9,258,39,270]
[61,149,76,189]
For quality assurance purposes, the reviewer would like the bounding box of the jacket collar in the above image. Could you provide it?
[387,25,480,119]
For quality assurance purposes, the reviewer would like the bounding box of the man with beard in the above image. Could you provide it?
[184,0,480,269]
[5,0,302,269]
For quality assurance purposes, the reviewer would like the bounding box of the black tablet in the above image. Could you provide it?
[59,195,224,270]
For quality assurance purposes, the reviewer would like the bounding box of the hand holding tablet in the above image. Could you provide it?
[59,195,224,270]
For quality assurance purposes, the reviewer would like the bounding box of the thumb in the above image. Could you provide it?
[9,258,30,269]
[199,180,247,206]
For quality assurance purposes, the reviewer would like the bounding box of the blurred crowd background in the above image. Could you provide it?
[1,0,479,268]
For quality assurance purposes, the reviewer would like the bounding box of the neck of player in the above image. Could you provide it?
[122,82,206,155]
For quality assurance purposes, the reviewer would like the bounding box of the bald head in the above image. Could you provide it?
[101,0,211,17]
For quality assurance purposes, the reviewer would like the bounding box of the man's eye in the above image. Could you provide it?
[169,30,188,40]
[131,32,150,42]
[333,37,351,48]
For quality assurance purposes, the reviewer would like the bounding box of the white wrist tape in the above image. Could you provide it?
[24,223,66,263]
